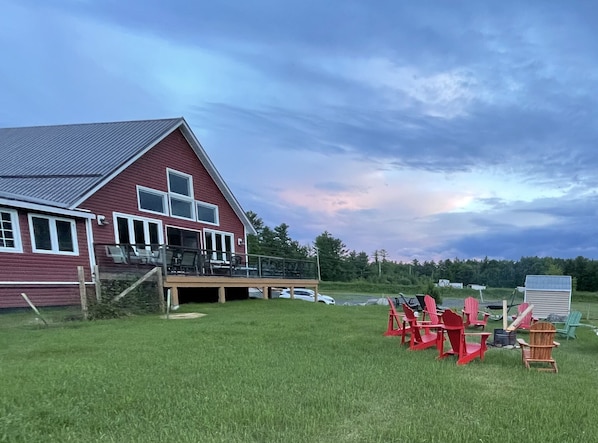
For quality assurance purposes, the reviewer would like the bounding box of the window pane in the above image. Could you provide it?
[149,222,160,245]
[117,217,130,244]
[205,232,213,253]
[170,197,193,219]
[0,211,15,248]
[167,227,182,246]
[197,204,216,223]
[139,190,165,213]
[32,217,52,250]
[182,230,199,249]
[168,172,190,196]
[56,220,74,252]
[133,220,145,245]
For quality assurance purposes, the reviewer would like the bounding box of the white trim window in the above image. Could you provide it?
[28,214,78,255]
[196,201,219,225]
[114,213,163,250]
[204,229,233,262]
[0,208,22,253]
[137,186,167,215]
[167,169,194,220]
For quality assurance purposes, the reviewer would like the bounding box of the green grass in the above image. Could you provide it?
[2,300,598,443]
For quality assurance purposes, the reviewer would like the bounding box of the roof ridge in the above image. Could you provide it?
[0,117,183,130]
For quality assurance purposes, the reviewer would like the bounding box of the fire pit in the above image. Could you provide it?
[493,328,517,347]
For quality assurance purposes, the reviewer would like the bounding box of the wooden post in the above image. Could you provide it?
[502,300,508,330]
[94,265,102,302]
[78,266,88,320]
[170,286,179,306]
[218,286,226,303]
[262,286,268,300]
[156,267,165,313]
[507,304,534,331]
[112,267,159,302]
[20,293,48,326]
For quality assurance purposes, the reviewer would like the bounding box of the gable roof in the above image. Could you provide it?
[525,275,571,291]
[0,118,256,234]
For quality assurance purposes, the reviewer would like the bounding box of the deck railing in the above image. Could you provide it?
[94,243,318,280]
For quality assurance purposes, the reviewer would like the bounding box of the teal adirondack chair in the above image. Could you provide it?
[555,311,583,340]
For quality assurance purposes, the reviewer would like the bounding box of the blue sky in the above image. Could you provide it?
[2,0,598,262]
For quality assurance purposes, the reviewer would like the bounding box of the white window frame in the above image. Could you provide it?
[167,168,194,198]
[196,201,219,226]
[113,212,164,248]
[137,186,167,215]
[204,229,234,262]
[27,213,79,255]
[0,208,23,253]
[167,168,195,221]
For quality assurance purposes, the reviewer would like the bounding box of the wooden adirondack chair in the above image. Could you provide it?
[439,310,491,365]
[384,297,412,344]
[510,302,538,330]
[402,304,443,351]
[462,297,490,330]
[555,311,583,340]
[423,294,443,324]
[516,322,560,373]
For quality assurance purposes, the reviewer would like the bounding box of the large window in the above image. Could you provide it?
[196,202,218,225]
[167,227,201,249]
[204,229,233,262]
[115,213,163,251]
[168,169,194,220]
[28,214,78,255]
[137,186,167,215]
[0,208,22,253]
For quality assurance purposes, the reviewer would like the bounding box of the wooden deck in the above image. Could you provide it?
[164,275,319,304]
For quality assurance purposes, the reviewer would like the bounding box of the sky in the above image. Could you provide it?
[2,0,598,263]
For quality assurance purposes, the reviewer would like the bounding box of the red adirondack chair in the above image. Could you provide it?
[510,302,537,330]
[462,297,490,330]
[423,294,443,324]
[402,304,443,351]
[384,297,412,344]
[439,309,491,365]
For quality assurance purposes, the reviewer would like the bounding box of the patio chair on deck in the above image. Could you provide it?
[106,245,128,264]
[517,322,559,373]
[179,250,198,274]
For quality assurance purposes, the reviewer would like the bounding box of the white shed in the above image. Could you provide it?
[524,275,572,319]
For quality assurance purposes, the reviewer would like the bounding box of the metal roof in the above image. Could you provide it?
[525,275,572,291]
[0,118,257,234]
[0,118,181,208]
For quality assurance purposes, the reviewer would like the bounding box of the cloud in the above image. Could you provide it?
[4,0,598,262]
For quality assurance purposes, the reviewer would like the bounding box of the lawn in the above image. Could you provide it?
[1,299,598,443]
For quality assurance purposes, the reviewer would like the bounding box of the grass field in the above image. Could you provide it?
[2,299,598,442]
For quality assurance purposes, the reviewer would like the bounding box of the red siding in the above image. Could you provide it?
[81,129,246,251]
[0,209,90,308]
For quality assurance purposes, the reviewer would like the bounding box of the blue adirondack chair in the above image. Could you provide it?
[555,311,583,340]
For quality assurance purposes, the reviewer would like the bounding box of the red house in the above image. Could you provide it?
[0,117,275,308]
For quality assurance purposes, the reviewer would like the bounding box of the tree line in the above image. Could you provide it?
[246,211,598,291]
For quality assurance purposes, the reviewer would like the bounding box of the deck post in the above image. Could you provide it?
[262,286,268,300]
[170,286,179,306]
[218,286,226,303]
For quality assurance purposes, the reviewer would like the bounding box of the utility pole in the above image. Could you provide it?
[314,246,321,281]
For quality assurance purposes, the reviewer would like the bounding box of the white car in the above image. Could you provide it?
[278,288,335,305]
